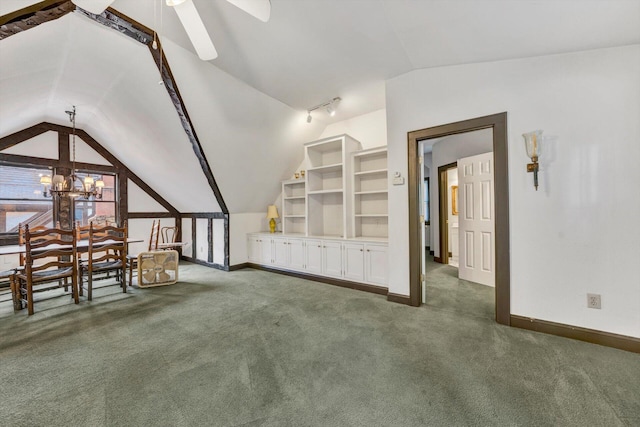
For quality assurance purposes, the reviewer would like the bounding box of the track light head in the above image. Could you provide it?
[326,105,335,116]
[307,112,312,123]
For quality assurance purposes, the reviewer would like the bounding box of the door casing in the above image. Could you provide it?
[407,112,510,325]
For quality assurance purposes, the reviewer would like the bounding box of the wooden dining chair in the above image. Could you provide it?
[14,225,79,315]
[161,226,178,245]
[126,219,160,285]
[79,224,127,301]
[0,269,19,311]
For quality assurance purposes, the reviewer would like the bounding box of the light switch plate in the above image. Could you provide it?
[393,177,405,185]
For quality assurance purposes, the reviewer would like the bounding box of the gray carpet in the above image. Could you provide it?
[0,262,638,426]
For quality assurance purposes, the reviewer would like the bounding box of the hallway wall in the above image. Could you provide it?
[386,45,640,337]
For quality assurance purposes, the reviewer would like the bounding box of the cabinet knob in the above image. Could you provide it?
[318,245,321,248]
[360,249,363,252]
[367,249,370,252]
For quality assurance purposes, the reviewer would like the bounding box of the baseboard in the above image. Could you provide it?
[229,263,249,271]
[511,315,640,354]
[246,263,388,296]
[180,256,227,271]
[387,292,411,305]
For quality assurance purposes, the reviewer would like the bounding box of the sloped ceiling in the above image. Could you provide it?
[1,0,639,214]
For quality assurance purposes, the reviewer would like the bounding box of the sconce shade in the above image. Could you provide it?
[266,205,279,219]
[40,175,51,186]
[523,130,542,159]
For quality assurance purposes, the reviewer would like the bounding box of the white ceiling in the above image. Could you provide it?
[1,0,639,213]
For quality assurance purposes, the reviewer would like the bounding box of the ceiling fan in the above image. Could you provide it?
[71,0,271,60]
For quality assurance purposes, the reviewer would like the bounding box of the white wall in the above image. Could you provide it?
[229,213,266,265]
[319,109,388,148]
[386,45,640,337]
[430,129,493,257]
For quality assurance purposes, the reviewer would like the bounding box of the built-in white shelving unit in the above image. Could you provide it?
[305,135,361,238]
[256,135,389,289]
[351,146,388,239]
[282,179,306,235]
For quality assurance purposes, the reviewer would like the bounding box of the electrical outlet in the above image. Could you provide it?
[587,293,601,309]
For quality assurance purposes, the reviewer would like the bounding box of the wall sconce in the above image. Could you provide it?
[266,205,279,233]
[522,130,542,190]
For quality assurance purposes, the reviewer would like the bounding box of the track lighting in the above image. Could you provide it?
[306,97,341,123]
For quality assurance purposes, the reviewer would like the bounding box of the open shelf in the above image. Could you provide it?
[307,163,342,174]
[354,168,387,176]
[307,189,343,195]
[284,195,306,200]
[351,146,388,239]
[354,190,388,195]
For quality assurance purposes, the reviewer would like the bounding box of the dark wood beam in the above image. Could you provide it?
[0,123,50,151]
[0,0,74,39]
[76,7,229,215]
[76,129,178,216]
[127,212,176,219]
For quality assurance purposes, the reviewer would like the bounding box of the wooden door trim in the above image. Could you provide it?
[437,162,457,265]
[406,112,510,325]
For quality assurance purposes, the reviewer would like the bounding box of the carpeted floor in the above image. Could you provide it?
[0,262,638,426]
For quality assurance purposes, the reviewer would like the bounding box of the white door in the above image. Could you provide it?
[343,243,365,281]
[458,152,495,287]
[419,147,427,303]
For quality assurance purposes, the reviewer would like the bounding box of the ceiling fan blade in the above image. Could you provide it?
[226,0,271,22]
[169,0,218,61]
[71,0,115,15]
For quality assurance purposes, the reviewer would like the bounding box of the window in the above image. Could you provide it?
[73,172,117,226]
[0,164,54,233]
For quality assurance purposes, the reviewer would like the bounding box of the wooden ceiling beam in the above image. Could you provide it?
[0,0,74,39]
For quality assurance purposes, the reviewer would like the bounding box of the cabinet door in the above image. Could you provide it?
[288,238,305,271]
[322,241,342,278]
[365,243,388,286]
[247,236,261,262]
[272,237,288,267]
[305,239,323,274]
[260,238,273,265]
[343,242,365,282]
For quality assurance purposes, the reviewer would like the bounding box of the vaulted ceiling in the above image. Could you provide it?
[1,0,638,213]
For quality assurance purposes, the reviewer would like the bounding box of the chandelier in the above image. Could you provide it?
[40,106,104,200]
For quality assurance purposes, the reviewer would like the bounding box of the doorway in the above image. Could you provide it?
[407,113,510,325]
[437,162,458,266]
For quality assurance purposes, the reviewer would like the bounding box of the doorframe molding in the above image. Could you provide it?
[407,112,510,325]
[437,162,457,266]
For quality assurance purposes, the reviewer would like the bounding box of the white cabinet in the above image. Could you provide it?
[289,238,305,270]
[364,243,388,286]
[322,240,343,278]
[247,234,387,287]
[248,235,271,263]
[272,237,289,267]
[343,242,365,282]
[305,239,323,274]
